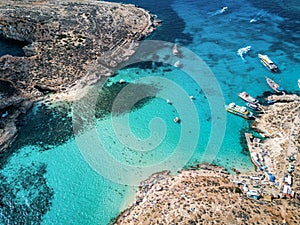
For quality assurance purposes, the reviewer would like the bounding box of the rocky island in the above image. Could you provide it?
[114,94,300,225]
[0,0,157,151]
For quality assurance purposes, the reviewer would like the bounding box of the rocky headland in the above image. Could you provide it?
[0,0,157,152]
[249,94,300,194]
[114,94,300,225]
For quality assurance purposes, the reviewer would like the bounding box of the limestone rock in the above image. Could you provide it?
[0,0,156,152]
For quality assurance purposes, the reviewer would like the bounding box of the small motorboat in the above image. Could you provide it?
[266,96,276,105]
[225,102,255,119]
[258,54,278,72]
[246,102,262,111]
[174,117,181,123]
[238,91,258,104]
[266,77,285,94]
[166,99,172,105]
[298,79,300,88]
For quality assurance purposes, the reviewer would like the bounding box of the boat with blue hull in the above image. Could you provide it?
[266,77,285,94]
[246,102,262,111]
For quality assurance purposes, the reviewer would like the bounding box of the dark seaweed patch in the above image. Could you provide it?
[94,81,159,119]
[121,61,166,71]
[12,103,73,152]
[6,80,159,155]
[0,163,53,225]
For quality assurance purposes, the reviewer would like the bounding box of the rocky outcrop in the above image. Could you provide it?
[114,166,300,225]
[0,0,155,96]
[251,95,300,193]
[0,97,33,151]
[114,96,300,225]
[0,0,156,152]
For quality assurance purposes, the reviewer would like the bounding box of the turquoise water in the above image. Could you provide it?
[1,0,300,224]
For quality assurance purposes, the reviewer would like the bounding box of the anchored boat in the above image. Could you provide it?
[238,91,258,104]
[266,77,285,94]
[226,102,255,119]
[258,54,278,72]
[246,102,262,111]
[174,116,181,123]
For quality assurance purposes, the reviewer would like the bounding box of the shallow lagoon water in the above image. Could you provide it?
[0,0,300,224]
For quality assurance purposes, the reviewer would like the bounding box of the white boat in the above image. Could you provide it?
[266,77,285,94]
[174,116,181,123]
[238,91,258,104]
[298,79,300,88]
[258,54,278,72]
[246,102,262,111]
[225,102,254,119]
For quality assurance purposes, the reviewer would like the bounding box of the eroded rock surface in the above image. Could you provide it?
[114,167,300,225]
[0,0,155,152]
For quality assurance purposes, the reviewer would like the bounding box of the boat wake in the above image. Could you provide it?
[208,7,228,17]
[249,10,267,23]
[237,46,251,61]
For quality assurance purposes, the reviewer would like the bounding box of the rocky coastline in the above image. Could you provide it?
[0,0,157,152]
[114,94,300,225]
[248,94,300,195]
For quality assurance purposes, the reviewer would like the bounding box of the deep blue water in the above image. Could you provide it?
[0,0,300,224]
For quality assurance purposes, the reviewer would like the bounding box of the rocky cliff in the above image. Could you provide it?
[114,165,300,225]
[0,0,156,152]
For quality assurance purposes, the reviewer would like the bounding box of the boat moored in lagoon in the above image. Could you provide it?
[266,77,285,94]
[226,102,255,119]
[174,116,181,123]
[238,91,258,104]
[246,102,262,111]
[258,54,278,72]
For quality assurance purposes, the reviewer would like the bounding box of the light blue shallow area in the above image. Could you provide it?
[0,0,299,224]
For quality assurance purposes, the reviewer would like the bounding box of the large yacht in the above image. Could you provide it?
[226,102,255,119]
[258,54,278,72]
